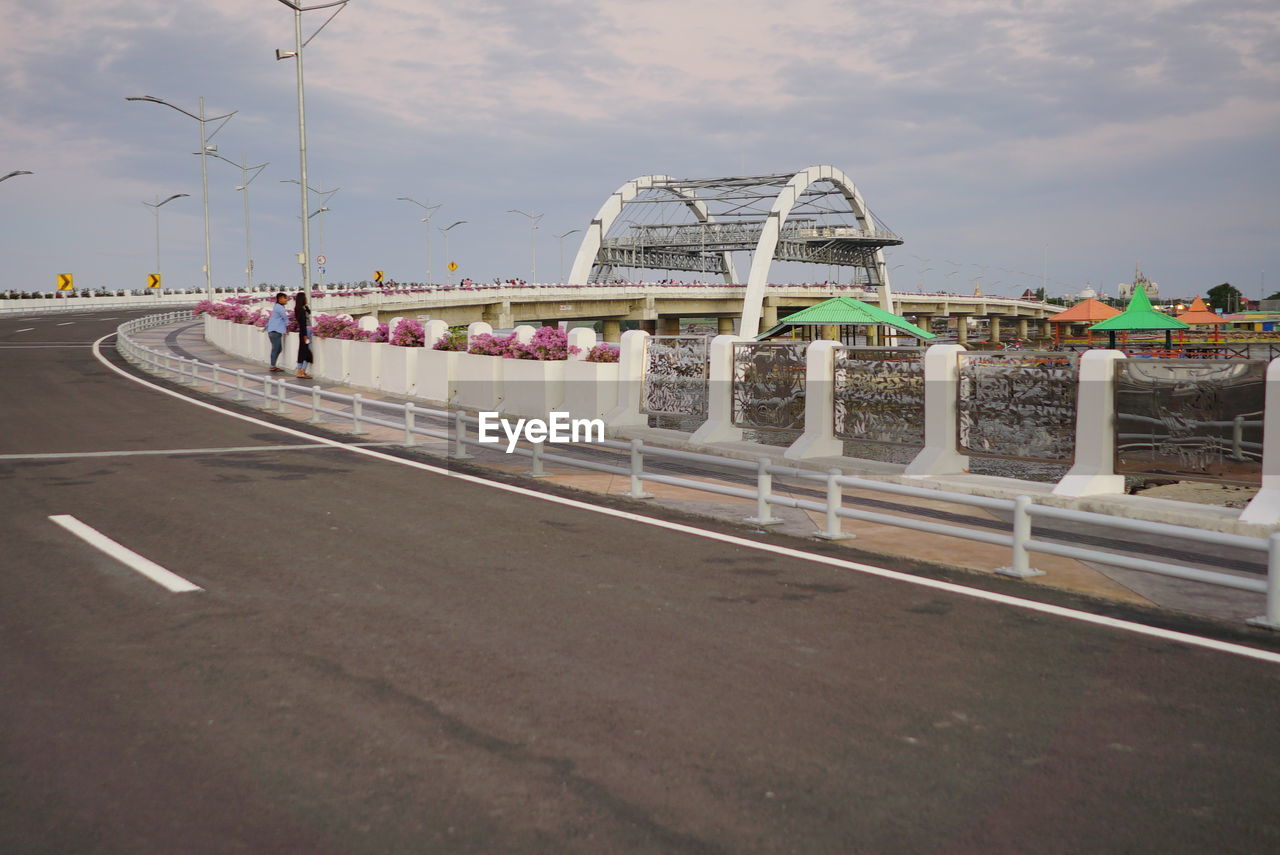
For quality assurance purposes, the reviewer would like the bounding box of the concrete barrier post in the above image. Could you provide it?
[603,329,650,429]
[466,321,493,348]
[785,339,842,460]
[567,327,596,360]
[1240,358,1280,525]
[1052,349,1126,498]
[690,334,746,445]
[904,344,969,477]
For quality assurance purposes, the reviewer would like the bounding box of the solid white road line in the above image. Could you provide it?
[90,333,1280,664]
[15,328,33,332]
[57,322,74,326]
[48,514,202,593]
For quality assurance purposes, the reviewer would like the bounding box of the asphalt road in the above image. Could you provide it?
[2,309,1280,854]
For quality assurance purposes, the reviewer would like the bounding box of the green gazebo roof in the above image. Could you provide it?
[1089,285,1190,332]
[757,296,936,340]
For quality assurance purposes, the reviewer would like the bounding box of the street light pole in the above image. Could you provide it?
[556,229,580,283]
[397,197,441,285]
[207,153,268,291]
[274,0,349,293]
[439,220,466,285]
[281,179,337,286]
[126,95,236,301]
[508,209,542,283]
[142,193,190,293]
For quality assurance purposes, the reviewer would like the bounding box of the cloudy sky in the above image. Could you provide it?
[2,0,1277,299]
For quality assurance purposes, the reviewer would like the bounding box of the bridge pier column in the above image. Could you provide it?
[1017,318,1028,339]
[602,319,622,342]
[864,325,880,346]
[658,317,681,335]
[640,319,657,335]
[988,315,1002,344]
[762,302,779,331]
[822,324,840,343]
[953,314,970,346]
[914,314,933,337]
[717,317,737,335]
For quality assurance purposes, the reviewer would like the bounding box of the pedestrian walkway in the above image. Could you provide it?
[127,318,1272,623]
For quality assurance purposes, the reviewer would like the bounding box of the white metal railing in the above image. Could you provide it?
[113,312,1280,630]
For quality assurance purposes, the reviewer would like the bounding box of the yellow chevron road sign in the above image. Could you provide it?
[374,270,384,284]
[56,274,74,291]
[147,273,162,289]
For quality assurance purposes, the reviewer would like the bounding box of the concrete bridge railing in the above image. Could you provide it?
[199,311,1280,532]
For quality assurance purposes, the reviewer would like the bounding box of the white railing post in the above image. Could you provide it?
[785,339,843,460]
[814,468,851,540]
[234,370,246,401]
[745,457,784,525]
[528,440,548,478]
[625,438,653,499]
[904,344,969,477]
[1053,349,1127,498]
[210,364,220,393]
[1241,358,1280,524]
[309,386,323,423]
[602,329,650,429]
[1247,533,1280,630]
[690,334,747,445]
[452,411,473,459]
[351,394,368,434]
[262,375,272,408]
[403,402,416,446]
[996,495,1044,578]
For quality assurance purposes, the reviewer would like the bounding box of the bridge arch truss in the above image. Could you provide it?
[567,165,902,336]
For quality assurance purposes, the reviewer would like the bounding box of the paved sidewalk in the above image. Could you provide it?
[129,319,1275,624]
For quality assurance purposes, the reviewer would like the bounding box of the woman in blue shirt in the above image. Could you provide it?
[266,292,289,372]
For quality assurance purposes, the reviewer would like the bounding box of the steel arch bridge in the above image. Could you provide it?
[566,165,903,337]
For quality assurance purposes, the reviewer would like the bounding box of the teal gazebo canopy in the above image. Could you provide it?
[1088,285,1189,349]
[757,296,936,341]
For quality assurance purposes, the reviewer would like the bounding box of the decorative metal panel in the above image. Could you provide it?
[642,335,709,417]
[833,347,925,446]
[958,353,1080,462]
[732,342,807,430]
[1114,359,1266,485]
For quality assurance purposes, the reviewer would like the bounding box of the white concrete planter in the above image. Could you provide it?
[415,348,458,405]
[564,360,620,420]
[312,338,351,383]
[453,351,503,410]
[282,331,300,370]
[380,344,419,395]
[500,358,566,419]
[347,340,382,390]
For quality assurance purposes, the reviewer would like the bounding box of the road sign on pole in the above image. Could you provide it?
[56,274,74,291]
[147,273,162,289]
[448,262,458,272]
[374,270,384,284]
[317,255,326,266]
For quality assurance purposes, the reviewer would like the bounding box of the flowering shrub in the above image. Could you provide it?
[516,326,578,361]
[433,329,468,351]
[467,331,520,357]
[311,313,359,339]
[462,327,580,360]
[389,318,426,347]
[362,322,390,343]
[584,342,620,363]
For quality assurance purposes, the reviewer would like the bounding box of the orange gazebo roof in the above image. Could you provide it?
[1176,297,1223,325]
[1047,298,1121,324]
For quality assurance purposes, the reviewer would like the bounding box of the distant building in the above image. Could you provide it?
[1079,284,1097,300]
[1118,264,1158,299]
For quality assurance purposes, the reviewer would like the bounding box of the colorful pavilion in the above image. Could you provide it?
[1088,285,1189,349]
[1045,298,1120,344]
[757,296,936,344]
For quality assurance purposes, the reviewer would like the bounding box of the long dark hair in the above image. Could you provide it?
[294,291,308,309]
